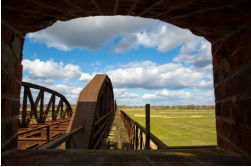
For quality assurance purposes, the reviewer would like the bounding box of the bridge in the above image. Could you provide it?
[2,74,251,165]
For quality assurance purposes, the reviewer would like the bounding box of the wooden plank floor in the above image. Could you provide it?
[2,148,251,165]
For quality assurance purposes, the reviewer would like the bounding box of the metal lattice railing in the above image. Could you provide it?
[20,82,72,128]
[120,110,168,150]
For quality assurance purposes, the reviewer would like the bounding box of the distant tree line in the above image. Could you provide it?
[118,105,215,110]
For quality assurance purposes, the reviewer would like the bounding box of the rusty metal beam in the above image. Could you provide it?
[67,74,116,149]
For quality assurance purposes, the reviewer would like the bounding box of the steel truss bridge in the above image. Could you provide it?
[2,74,251,165]
[17,74,166,150]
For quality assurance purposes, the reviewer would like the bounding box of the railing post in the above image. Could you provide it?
[66,135,71,149]
[145,104,150,149]
[135,126,138,150]
[140,130,143,150]
[46,126,50,142]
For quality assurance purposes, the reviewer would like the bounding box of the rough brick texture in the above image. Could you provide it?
[1,0,251,157]
[214,27,251,157]
[1,23,24,150]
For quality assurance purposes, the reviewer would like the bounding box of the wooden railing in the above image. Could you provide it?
[20,82,72,128]
[120,110,168,150]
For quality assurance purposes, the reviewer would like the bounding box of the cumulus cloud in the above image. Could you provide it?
[27,16,160,51]
[113,88,214,106]
[135,24,199,52]
[110,22,206,54]
[27,16,212,68]
[142,89,214,106]
[174,40,212,68]
[27,16,210,55]
[106,61,213,90]
[113,88,143,106]
[22,76,54,85]
[22,59,82,79]
[114,88,139,98]
[22,59,93,83]
[79,73,93,82]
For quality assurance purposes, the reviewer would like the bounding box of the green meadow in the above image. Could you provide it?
[122,108,217,146]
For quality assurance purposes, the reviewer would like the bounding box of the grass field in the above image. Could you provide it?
[122,108,216,146]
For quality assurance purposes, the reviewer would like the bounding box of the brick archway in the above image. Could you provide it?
[2,0,251,156]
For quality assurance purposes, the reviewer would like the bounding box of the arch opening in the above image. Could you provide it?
[2,0,251,158]
[21,15,216,148]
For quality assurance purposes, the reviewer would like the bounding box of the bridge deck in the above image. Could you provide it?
[17,118,71,149]
[2,148,250,165]
[99,110,131,150]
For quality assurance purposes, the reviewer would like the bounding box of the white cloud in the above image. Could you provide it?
[113,88,214,106]
[142,89,214,106]
[106,61,213,90]
[22,59,82,79]
[27,16,212,69]
[114,88,139,98]
[22,59,213,105]
[22,76,54,85]
[22,59,93,84]
[27,16,160,51]
[174,40,212,68]
[79,73,93,83]
[113,88,143,106]
[135,24,198,52]
[110,23,208,55]
[27,16,210,57]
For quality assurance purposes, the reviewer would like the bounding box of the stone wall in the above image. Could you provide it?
[1,0,251,156]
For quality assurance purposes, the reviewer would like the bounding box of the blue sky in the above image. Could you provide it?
[22,16,214,106]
